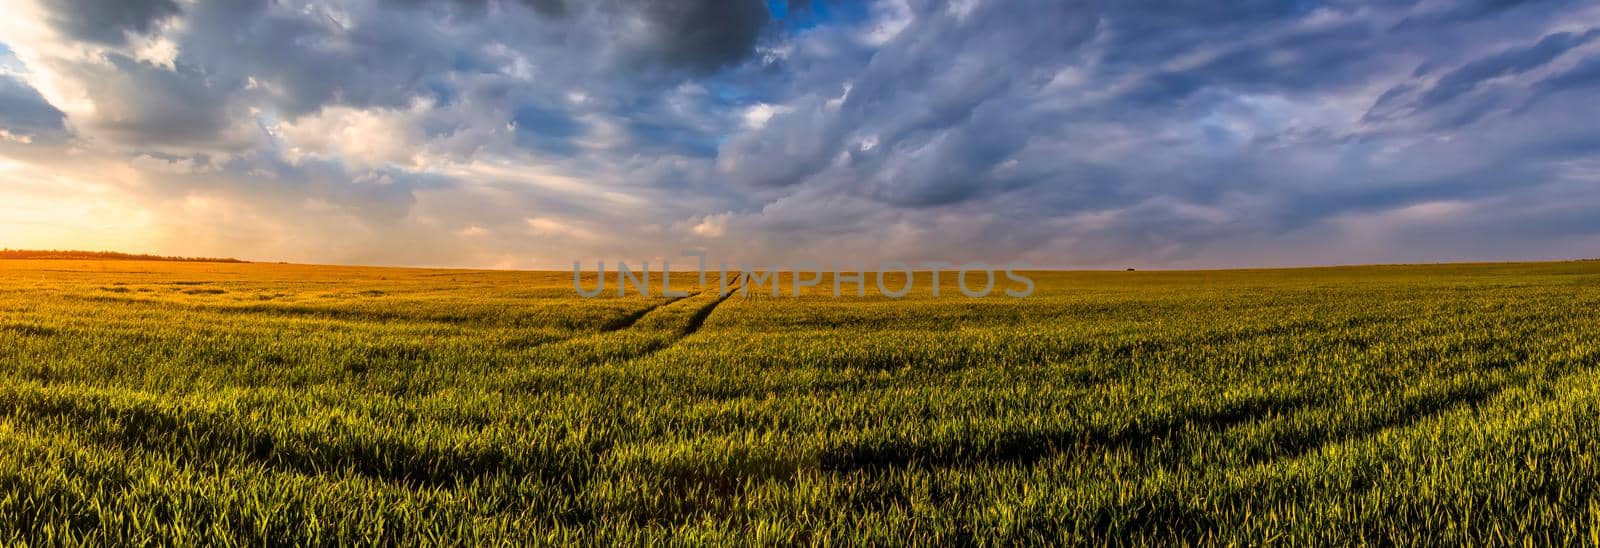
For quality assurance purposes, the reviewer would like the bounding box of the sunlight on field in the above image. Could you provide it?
[3,259,1600,544]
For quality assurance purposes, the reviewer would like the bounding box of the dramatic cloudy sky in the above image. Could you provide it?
[2,0,1599,268]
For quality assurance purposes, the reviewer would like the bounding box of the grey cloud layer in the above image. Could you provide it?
[41,0,182,45]
[0,74,67,140]
[2,0,1599,267]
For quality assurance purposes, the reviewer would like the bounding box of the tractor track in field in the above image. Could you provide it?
[676,285,740,339]
[613,285,742,362]
[510,285,743,370]
[599,295,691,332]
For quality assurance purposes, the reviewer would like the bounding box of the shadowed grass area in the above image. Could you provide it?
[2,259,1600,544]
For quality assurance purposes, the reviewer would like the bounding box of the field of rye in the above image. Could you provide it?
[1,258,1599,544]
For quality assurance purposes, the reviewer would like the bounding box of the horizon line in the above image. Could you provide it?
[4,248,1598,275]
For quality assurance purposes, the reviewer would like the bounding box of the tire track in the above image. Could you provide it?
[596,286,740,367]
[676,286,739,339]
[599,294,692,332]
[508,286,740,372]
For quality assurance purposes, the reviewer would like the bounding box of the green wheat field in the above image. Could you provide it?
[3,258,1600,545]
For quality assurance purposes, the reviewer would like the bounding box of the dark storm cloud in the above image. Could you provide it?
[381,0,771,73]
[619,0,771,73]
[40,0,181,45]
[0,74,68,140]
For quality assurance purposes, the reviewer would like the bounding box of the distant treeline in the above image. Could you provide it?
[0,249,247,263]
